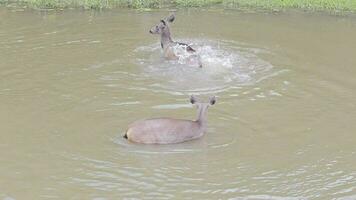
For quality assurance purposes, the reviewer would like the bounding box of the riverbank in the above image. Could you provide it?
[1,0,356,12]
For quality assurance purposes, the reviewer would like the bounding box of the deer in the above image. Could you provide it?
[149,13,203,68]
[123,96,216,144]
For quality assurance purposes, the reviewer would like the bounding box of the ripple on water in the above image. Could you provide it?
[134,39,276,95]
[111,135,206,155]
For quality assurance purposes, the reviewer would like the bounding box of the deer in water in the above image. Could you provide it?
[124,96,216,144]
[149,14,203,68]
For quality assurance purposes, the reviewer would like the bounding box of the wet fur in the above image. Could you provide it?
[149,14,202,67]
[124,96,216,144]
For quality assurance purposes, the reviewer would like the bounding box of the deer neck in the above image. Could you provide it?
[160,30,173,49]
[196,105,209,131]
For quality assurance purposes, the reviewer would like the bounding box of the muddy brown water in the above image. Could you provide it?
[0,7,356,199]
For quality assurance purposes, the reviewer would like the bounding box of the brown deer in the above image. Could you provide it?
[124,96,216,144]
[149,14,203,67]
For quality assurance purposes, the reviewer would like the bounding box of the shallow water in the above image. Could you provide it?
[1,8,356,199]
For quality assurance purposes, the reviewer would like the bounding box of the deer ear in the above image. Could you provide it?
[209,96,216,105]
[166,14,175,23]
[190,95,196,104]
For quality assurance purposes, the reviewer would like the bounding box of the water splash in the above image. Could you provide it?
[134,39,276,94]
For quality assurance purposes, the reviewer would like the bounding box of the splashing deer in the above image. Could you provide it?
[124,96,216,144]
[149,14,203,68]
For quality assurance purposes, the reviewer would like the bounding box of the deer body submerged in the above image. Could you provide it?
[124,96,216,144]
[125,118,203,144]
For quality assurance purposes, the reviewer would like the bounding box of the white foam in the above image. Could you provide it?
[134,39,276,95]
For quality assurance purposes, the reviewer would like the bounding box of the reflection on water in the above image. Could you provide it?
[0,7,356,200]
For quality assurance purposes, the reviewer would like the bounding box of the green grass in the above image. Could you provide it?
[174,0,223,7]
[0,0,163,9]
[1,0,356,11]
[223,0,356,12]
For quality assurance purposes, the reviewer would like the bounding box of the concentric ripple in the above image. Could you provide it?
[134,39,276,94]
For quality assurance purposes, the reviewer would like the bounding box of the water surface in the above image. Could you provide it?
[0,8,356,199]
